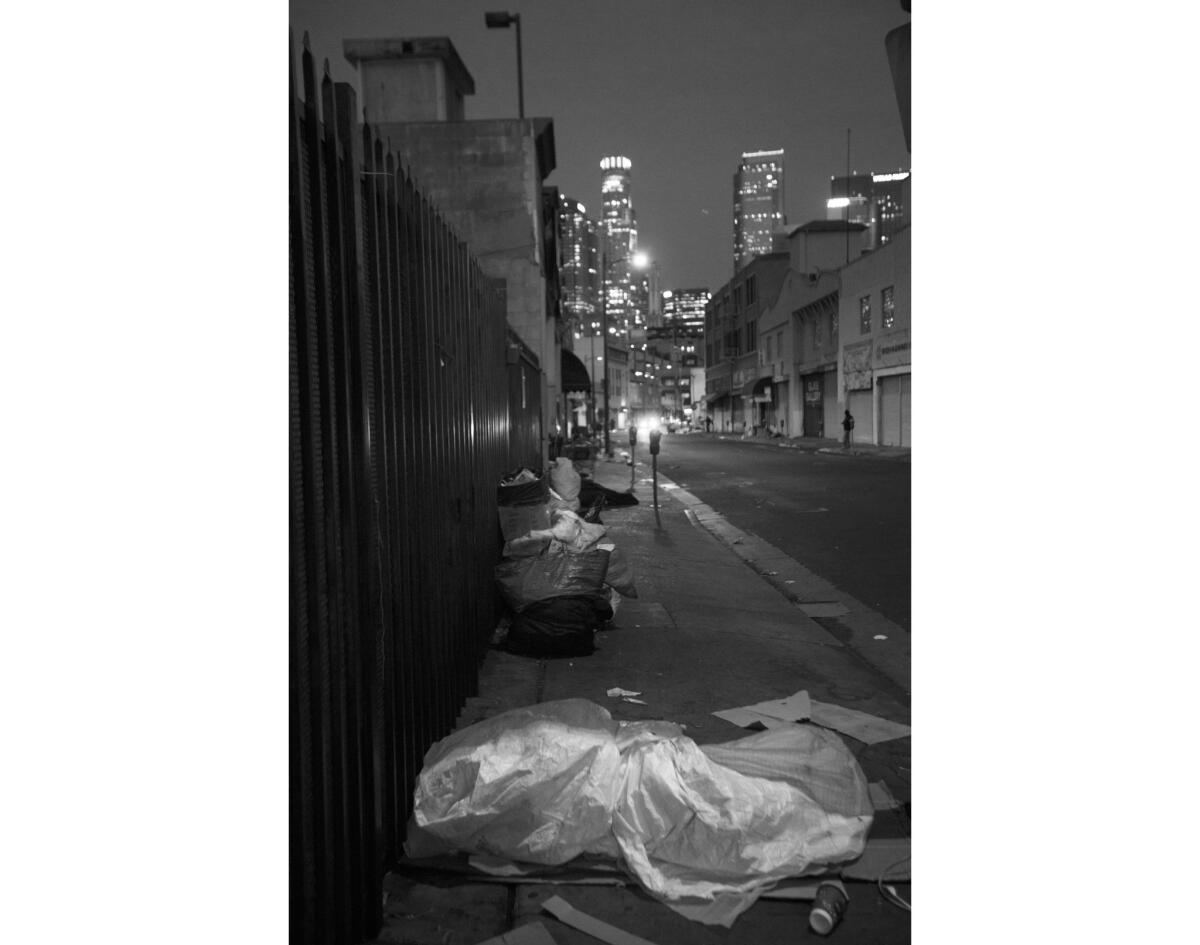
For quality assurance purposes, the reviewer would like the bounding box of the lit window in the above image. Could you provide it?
[882,286,895,329]
[859,296,871,335]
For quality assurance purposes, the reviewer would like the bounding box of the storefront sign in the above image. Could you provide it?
[874,329,910,369]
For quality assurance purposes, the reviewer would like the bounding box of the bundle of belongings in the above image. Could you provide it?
[405,699,874,927]
[495,460,638,656]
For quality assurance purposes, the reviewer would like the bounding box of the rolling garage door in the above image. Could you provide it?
[822,370,840,442]
[847,389,873,444]
[879,373,911,447]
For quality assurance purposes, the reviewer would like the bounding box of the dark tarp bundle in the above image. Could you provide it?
[494,546,612,657]
[497,468,549,507]
[506,596,614,656]
[579,478,639,510]
[494,548,610,612]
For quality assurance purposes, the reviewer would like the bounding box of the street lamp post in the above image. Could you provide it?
[600,250,649,458]
[485,11,524,119]
[602,268,611,457]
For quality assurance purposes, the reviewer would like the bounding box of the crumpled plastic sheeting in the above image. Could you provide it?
[406,699,872,923]
[407,700,623,864]
[615,725,873,909]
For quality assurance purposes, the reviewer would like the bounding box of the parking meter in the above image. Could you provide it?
[648,429,662,455]
[628,426,638,447]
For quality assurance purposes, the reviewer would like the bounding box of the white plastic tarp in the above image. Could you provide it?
[406,699,872,925]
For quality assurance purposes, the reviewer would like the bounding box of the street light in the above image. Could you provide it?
[485,11,524,119]
[601,249,649,458]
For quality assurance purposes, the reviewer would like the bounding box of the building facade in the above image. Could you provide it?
[730,220,869,440]
[837,225,911,446]
[662,288,709,332]
[557,194,603,431]
[733,149,786,272]
[599,156,640,340]
[703,253,790,433]
[557,194,601,335]
[345,37,564,457]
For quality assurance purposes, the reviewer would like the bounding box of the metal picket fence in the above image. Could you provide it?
[289,33,536,945]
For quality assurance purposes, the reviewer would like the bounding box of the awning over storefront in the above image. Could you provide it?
[704,391,729,404]
[742,376,773,399]
[561,349,591,394]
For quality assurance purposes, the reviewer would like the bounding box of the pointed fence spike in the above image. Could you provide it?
[302,31,311,50]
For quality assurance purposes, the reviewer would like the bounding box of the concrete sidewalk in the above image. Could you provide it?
[688,429,911,461]
[373,454,912,944]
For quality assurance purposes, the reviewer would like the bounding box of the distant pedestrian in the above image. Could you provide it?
[705,415,712,432]
[842,410,855,448]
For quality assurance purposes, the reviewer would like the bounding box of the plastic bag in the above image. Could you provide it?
[497,468,549,506]
[494,549,610,612]
[506,596,613,656]
[548,457,582,505]
[406,699,624,864]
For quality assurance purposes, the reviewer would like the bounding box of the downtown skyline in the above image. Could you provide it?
[289,0,910,291]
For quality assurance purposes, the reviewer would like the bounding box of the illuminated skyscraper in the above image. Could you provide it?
[557,194,601,337]
[662,288,710,334]
[599,156,640,337]
[733,149,786,272]
[827,170,910,248]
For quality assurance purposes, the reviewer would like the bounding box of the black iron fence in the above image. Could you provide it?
[290,33,537,945]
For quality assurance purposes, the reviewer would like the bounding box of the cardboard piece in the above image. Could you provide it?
[808,700,911,745]
[742,690,812,722]
[474,922,559,945]
[712,690,810,729]
[606,687,641,698]
[711,707,788,729]
[713,691,910,745]
[542,895,663,945]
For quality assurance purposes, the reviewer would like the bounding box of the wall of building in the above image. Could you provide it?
[787,224,870,275]
[837,225,911,445]
[703,253,790,433]
[358,58,459,122]
[378,119,560,451]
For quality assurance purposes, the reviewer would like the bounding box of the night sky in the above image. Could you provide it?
[289,0,910,292]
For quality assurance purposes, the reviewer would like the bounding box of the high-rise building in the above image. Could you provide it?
[599,156,641,339]
[827,170,910,248]
[733,149,786,272]
[557,194,601,336]
[662,288,710,334]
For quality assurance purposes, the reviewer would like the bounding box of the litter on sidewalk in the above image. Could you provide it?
[494,463,640,657]
[713,690,912,745]
[542,895,661,945]
[405,699,873,927]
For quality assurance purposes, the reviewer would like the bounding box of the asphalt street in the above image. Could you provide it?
[645,433,911,631]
